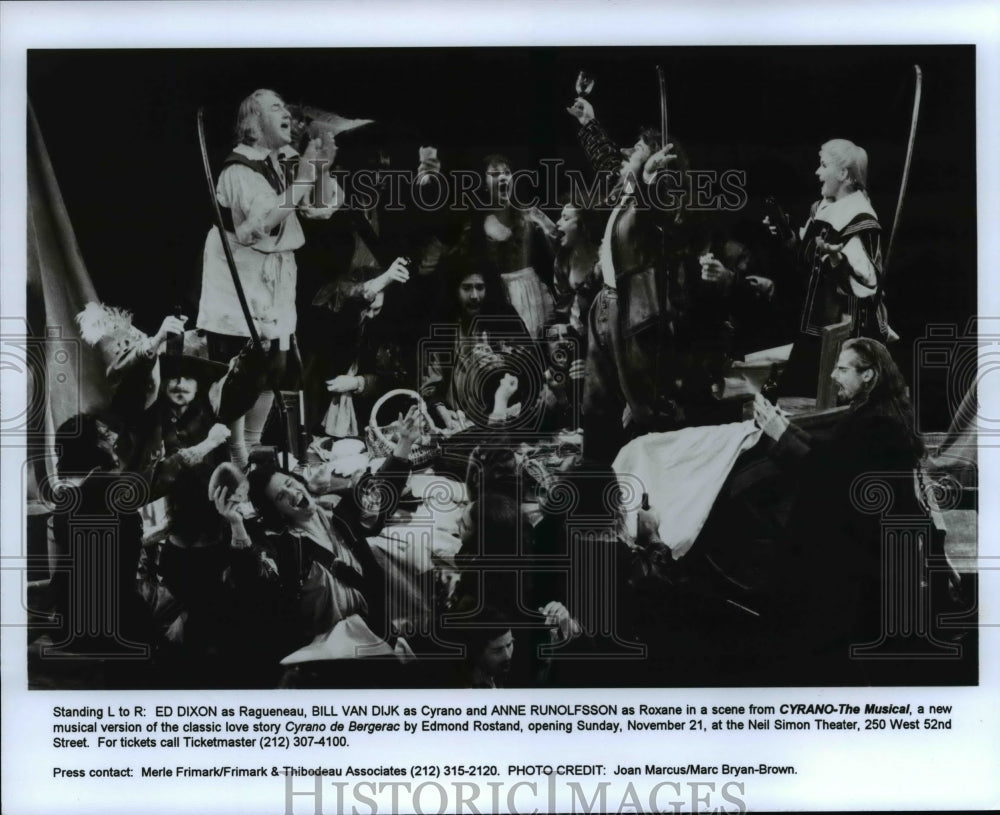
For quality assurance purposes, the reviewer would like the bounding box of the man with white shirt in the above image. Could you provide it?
[197,88,338,467]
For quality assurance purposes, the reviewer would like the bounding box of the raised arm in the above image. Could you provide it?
[108,312,188,419]
[567,97,623,178]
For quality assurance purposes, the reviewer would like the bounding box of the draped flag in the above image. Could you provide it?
[24,101,109,495]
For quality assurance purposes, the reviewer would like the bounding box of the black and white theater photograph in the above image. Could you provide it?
[20,44,980,691]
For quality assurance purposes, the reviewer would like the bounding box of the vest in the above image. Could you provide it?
[218,151,298,237]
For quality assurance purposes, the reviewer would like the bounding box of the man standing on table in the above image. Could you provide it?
[197,88,338,468]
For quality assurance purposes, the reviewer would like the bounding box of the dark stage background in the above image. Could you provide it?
[27,46,976,429]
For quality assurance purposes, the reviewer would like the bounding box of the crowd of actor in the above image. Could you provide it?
[29,80,967,690]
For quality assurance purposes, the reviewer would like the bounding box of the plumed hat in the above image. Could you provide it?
[76,302,228,393]
[75,301,155,392]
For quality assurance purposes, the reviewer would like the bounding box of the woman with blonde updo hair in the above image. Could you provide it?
[821,138,870,194]
[776,138,892,397]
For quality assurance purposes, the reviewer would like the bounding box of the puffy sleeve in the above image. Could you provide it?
[841,236,878,296]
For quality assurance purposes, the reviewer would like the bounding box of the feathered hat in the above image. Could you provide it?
[76,302,228,391]
[75,301,156,391]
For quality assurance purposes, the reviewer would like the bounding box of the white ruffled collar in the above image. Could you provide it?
[814,190,878,231]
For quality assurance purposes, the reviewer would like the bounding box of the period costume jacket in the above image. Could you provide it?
[576,119,731,459]
[798,190,885,340]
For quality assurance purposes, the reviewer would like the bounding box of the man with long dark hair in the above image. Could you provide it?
[420,255,533,430]
[754,337,923,459]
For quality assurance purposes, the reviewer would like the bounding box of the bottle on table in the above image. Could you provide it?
[760,363,781,406]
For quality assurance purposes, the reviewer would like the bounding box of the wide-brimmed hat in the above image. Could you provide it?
[280,614,397,664]
[158,330,229,385]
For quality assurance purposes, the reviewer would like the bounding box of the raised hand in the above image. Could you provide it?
[373,257,410,293]
[526,205,559,240]
[212,484,250,547]
[153,313,187,348]
[496,373,519,402]
[540,600,582,642]
[566,96,595,125]
[398,405,424,444]
[642,143,677,183]
[212,485,243,524]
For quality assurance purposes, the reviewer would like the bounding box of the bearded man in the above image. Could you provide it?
[753,338,930,681]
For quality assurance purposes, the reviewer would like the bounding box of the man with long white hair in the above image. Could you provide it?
[197,88,338,468]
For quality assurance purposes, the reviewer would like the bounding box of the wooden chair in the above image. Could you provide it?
[815,314,854,409]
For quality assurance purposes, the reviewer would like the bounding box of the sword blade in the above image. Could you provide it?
[886,64,923,277]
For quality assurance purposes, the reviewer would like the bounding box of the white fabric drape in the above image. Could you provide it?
[613,421,763,559]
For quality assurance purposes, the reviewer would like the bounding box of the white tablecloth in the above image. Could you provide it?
[613,421,763,559]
